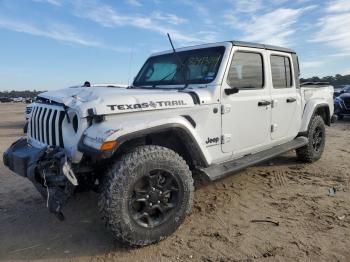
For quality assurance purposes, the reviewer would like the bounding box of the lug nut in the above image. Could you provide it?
[159,191,162,195]
[149,203,153,206]
[152,187,155,191]
[146,195,149,199]
[157,200,160,204]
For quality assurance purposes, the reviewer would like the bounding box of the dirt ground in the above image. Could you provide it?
[0,103,349,262]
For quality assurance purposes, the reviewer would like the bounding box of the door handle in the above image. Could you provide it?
[286,97,296,103]
[258,100,271,106]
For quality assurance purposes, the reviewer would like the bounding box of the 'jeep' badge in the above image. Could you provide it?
[206,137,220,146]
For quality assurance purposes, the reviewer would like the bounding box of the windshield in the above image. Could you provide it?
[133,46,225,87]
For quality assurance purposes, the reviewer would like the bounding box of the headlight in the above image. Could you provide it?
[83,136,118,151]
[83,136,103,150]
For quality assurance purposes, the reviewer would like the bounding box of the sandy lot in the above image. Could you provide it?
[0,103,349,262]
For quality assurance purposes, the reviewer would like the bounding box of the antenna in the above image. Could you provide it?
[127,42,135,86]
[167,33,176,54]
[166,33,188,87]
[167,33,185,68]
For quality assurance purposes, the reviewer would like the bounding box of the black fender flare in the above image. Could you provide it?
[79,123,209,168]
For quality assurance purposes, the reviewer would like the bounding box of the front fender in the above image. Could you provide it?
[299,100,329,133]
[80,114,210,166]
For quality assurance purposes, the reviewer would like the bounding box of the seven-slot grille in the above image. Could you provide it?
[28,104,65,147]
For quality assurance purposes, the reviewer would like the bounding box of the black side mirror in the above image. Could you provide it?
[224,87,239,95]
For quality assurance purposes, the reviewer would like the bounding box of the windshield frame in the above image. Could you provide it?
[133,46,226,88]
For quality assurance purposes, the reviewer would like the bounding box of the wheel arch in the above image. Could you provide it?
[299,101,331,134]
[113,124,209,169]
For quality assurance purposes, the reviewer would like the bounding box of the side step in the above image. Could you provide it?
[199,137,308,181]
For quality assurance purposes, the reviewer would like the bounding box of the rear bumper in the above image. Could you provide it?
[3,138,76,220]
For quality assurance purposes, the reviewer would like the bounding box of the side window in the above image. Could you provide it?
[227,52,264,89]
[271,55,293,88]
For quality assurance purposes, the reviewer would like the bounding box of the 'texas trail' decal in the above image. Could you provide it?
[107,100,187,111]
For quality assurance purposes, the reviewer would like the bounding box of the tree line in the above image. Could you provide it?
[301,74,350,88]
[0,90,43,98]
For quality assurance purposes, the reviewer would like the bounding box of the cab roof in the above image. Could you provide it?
[151,40,296,57]
[230,40,296,54]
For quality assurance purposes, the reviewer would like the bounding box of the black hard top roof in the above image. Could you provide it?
[231,41,296,54]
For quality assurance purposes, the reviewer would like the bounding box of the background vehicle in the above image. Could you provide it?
[0,97,12,103]
[12,97,24,102]
[334,85,350,97]
[334,92,350,120]
[3,40,334,247]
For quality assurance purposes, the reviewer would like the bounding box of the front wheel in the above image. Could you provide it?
[98,145,194,247]
[296,115,326,163]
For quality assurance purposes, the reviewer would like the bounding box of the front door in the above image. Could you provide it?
[268,52,301,141]
[221,47,271,155]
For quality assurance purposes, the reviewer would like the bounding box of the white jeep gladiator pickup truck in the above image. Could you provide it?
[3,40,334,246]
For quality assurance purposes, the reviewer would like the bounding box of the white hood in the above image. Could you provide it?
[38,86,196,117]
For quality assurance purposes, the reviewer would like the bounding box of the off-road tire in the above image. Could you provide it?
[98,145,194,247]
[296,115,326,163]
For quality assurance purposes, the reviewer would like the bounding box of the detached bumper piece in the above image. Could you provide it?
[3,138,77,220]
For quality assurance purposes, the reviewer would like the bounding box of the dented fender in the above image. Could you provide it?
[80,114,211,165]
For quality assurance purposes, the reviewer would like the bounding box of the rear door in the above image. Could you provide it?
[221,47,272,155]
[269,52,301,141]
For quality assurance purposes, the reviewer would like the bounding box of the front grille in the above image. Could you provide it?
[28,104,65,147]
[26,106,32,114]
[343,97,350,109]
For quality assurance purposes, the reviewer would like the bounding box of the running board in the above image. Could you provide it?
[199,137,308,181]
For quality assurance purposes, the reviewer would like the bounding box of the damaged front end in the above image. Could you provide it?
[3,138,78,220]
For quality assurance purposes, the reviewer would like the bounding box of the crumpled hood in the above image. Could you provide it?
[38,86,196,117]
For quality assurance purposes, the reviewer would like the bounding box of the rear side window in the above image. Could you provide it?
[271,55,293,88]
[227,52,264,89]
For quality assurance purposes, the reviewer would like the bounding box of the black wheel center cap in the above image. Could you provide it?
[130,169,180,228]
[149,190,160,203]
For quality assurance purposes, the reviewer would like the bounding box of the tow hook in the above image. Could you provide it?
[35,147,78,221]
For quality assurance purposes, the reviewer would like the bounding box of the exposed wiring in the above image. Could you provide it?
[42,170,50,208]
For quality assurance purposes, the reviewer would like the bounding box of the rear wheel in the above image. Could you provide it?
[99,145,194,247]
[296,115,326,163]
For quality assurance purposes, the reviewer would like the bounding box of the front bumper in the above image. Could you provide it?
[3,138,45,177]
[3,138,76,220]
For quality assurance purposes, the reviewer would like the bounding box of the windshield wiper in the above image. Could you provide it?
[127,85,155,89]
[150,34,189,90]
[151,57,190,88]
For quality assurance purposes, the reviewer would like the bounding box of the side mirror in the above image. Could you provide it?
[224,87,239,95]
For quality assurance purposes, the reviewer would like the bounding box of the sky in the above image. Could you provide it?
[0,0,350,91]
